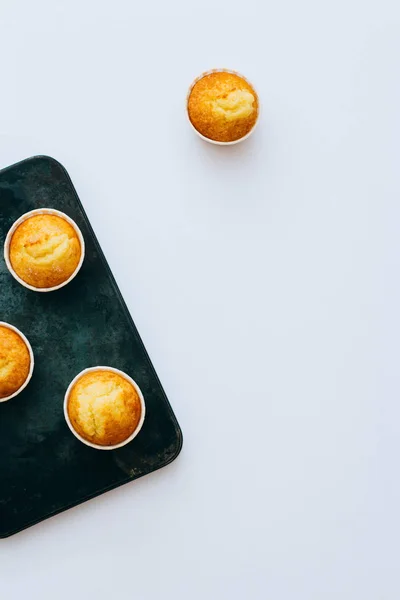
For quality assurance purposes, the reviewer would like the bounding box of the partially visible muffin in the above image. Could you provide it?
[188,71,259,143]
[67,370,143,447]
[9,213,82,289]
[0,325,31,399]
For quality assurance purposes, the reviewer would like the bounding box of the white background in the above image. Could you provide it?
[1,1,400,598]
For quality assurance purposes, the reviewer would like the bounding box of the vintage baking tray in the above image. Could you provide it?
[0,156,182,537]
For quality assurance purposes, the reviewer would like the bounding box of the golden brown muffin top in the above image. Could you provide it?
[0,326,31,399]
[67,370,142,447]
[188,71,259,143]
[9,213,82,289]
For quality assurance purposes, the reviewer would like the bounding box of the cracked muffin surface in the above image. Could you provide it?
[9,213,82,288]
[67,370,142,446]
[0,326,31,399]
[188,71,258,142]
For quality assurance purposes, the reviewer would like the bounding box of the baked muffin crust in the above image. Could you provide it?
[9,214,82,289]
[67,370,142,447]
[188,71,258,142]
[0,326,31,399]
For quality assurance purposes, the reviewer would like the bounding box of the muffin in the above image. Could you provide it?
[8,211,83,289]
[0,324,33,400]
[66,369,144,448]
[187,70,259,143]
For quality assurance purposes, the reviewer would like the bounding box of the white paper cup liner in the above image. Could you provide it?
[186,68,260,145]
[64,366,146,450]
[4,208,85,292]
[0,322,34,403]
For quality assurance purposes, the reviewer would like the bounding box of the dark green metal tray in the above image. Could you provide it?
[0,156,182,537]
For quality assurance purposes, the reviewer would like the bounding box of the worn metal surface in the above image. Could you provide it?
[0,156,182,537]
